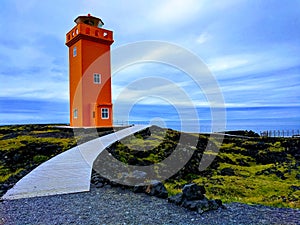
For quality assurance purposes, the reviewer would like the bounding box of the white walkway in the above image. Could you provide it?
[2,125,149,200]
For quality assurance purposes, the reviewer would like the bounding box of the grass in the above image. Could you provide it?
[0,135,75,152]
[201,175,300,208]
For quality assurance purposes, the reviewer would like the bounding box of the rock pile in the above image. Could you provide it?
[133,180,168,199]
[91,171,223,214]
[168,183,223,214]
[91,170,168,199]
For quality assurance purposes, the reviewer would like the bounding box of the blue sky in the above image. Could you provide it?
[0,0,299,128]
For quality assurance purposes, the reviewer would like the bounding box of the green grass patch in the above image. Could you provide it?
[197,174,300,208]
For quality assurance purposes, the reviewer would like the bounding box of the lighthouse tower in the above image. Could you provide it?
[66,14,114,127]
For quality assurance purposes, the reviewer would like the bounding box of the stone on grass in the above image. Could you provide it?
[219,167,235,176]
[182,183,205,200]
[168,183,223,214]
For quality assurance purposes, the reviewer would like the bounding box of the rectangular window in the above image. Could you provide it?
[93,73,101,84]
[73,46,77,57]
[92,111,95,118]
[73,109,78,119]
[101,108,109,119]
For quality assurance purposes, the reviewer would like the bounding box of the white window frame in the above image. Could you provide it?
[101,108,109,119]
[93,73,101,84]
[73,109,78,119]
[73,46,77,57]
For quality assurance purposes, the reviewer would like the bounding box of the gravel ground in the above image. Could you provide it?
[1,186,300,225]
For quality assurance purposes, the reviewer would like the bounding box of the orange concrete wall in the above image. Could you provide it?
[81,39,112,126]
[66,22,114,127]
[68,39,83,127]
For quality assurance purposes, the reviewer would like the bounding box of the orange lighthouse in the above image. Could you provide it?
[66,14,114,127]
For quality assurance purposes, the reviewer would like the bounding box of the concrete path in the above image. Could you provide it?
[2,125,149,200]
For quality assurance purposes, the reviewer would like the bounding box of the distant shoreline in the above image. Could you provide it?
[0,123,299,138]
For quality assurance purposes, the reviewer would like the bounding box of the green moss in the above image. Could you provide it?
[33,155,49,164]
[164,179,189,196]
[152,132,295,208]
[210,175,299,208]
[115,130,300,209]
[220,143,235,150]
[115,129,300,209]
[268,141,285,152]
[0,167,24,183]
[0,125,77,187]
[218,152,253,165]
[144,153,160,163]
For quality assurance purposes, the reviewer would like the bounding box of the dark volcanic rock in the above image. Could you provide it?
[91,171,110,187]
[290,185,300,191]
[132,181,169,199]
[168,183,223,214]
[182,198,208,211]
[236,158,250,166]
[95,183,105,188]
[133,185,146,193]
[182,183,205,200]
[182,197,223,214]
[168,193,183,205]
[219,167,235,176]
[256,167,287,180]
[0,133,19,140]
[256,150,288,164]
[146,181,168,199]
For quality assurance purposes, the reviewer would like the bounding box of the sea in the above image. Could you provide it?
[0,98,299,136]
[123,104,300,136]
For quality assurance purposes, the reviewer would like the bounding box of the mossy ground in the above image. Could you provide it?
[0,125,77,186]
[0,124,113,194]
[109,127,300,209]
[1,125,299,209]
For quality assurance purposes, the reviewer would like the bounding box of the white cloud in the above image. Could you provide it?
[114,78,199,106]
[196,31,211,44]
[207,46,300,78]
[0,71,69,101]
[208,56,249,72]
